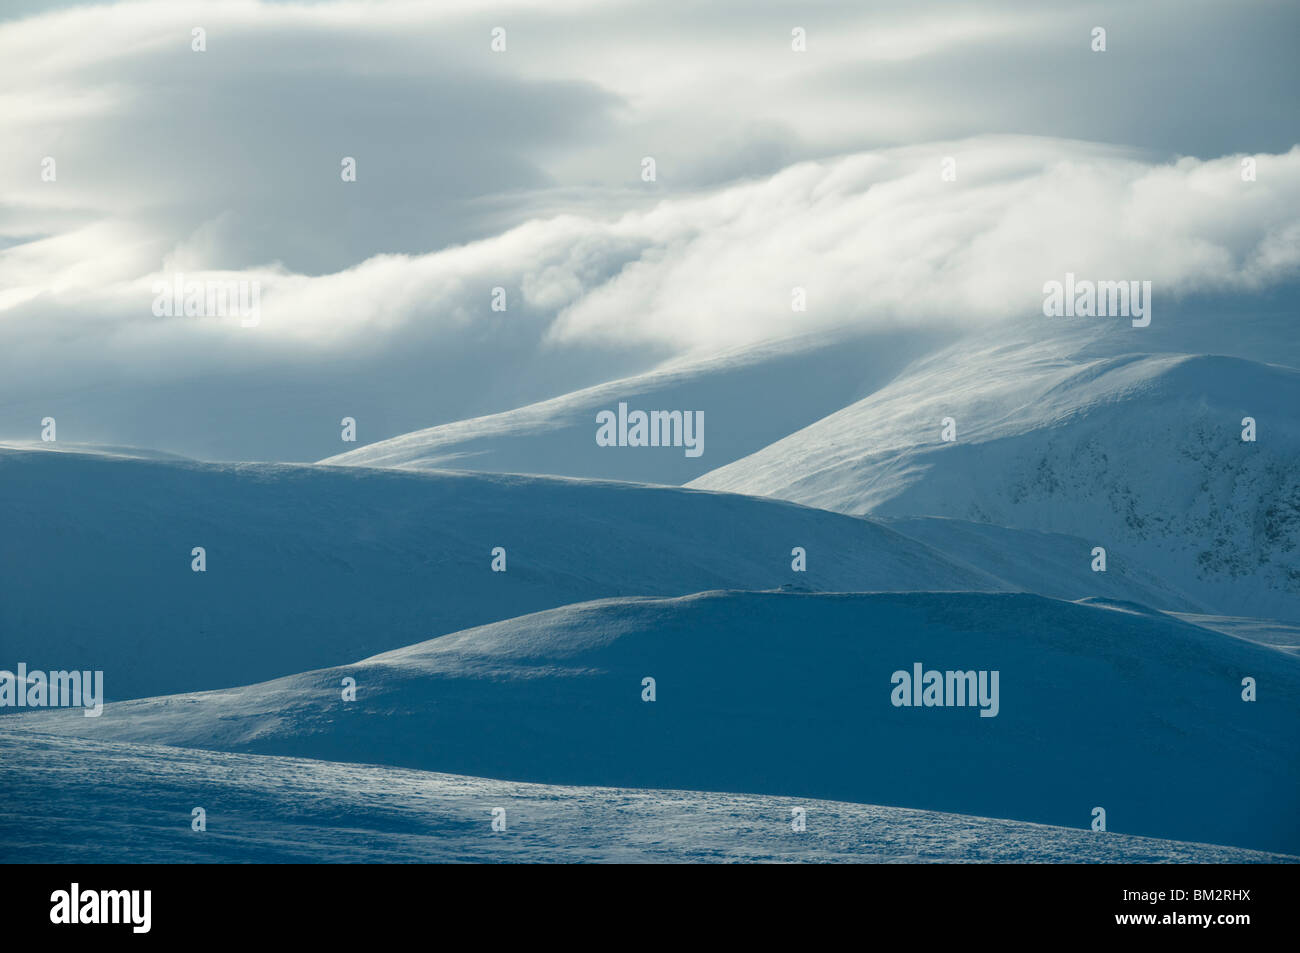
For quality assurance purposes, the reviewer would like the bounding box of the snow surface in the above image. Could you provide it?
[2,730,1291,864]
[5,311,1297,863]
[882,516,1208,613]
[0,444,1232,707]
[13,589,1298,854]
[0,445,999,701]
[691,335,1300,623]
[314,315,1300,626]
[320,327,941,484]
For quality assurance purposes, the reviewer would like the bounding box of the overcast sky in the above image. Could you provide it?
[1,0,1297,459]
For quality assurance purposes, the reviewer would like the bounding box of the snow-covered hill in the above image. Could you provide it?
[15,590,1298,854]
[2,730,1291,864]
[882,517,1206,613]
[0,445,999,701]
[321,303,1300,488]
[692,339,1300,622]
[320,328,939,484]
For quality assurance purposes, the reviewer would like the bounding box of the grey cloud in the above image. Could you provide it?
[1,0,1296,461]
[800,1,1300,158]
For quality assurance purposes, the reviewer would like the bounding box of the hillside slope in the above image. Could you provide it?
[320,328,938,484]
[0,446,998,701]
[14,590,1298,854]
[692,343,1300,622]
[2,731,1291,864]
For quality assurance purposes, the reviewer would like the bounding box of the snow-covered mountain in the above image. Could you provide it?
[310,310,1300,625]
[5,317,1297,859]
[692,336,1300,622]
[2,730,1292,864]
[320,327,940,484]
[882,517,1207,613]
[1,442,1238,706]
[15,589,1298,854]
[0,445,1000,701]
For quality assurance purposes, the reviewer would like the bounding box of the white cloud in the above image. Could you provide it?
[0,0,1296,458]
[6,136,1298,358]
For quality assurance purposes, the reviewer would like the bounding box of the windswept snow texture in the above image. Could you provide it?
[15,590,1299,854]
[692,339,1300,623]
[320,329,939,484]
[882,517,1205,613]
[2,731,1292,864]
[0,446,998,701]
[5,313,1298,862]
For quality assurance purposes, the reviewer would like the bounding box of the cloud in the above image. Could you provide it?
[3,138,1297,418]
[0,1,1296,459]
[4,0,1296,268]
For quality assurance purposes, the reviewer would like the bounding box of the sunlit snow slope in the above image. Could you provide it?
[321,329,939,484]
[2,731,1292,864]
[0,445,997,700]
[14,590,1298,854]
[692,339,1300,622]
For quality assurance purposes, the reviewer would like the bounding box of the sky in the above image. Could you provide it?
[1,0,1297,460]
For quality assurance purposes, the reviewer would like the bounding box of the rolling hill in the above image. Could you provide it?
[2,730,1291,864]
[13,589,1298,854]
[692,341,1300,623]
[0,445,996,701]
